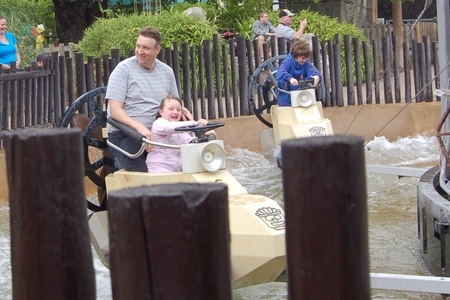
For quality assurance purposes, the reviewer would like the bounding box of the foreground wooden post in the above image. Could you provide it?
[281,135,370,299]
[108,183,232,300]
[4,128,95,299]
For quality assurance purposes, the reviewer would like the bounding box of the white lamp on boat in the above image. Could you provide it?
[290,89,316,107]
[180,140,227,173]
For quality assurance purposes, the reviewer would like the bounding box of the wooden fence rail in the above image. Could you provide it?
[0,28,440,149]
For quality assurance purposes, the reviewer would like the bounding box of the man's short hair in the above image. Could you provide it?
[279,9,295,18]
[139,26,162,47]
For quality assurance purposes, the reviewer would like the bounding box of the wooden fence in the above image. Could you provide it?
[0,25,440,149]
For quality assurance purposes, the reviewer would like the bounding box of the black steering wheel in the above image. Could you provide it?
[175,122,225,142]
[59,86,115,212]
[248,55,287,128]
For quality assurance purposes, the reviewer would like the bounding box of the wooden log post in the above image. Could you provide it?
[281,135,370,299]
[4,128,95,299]
[108,183,232,300]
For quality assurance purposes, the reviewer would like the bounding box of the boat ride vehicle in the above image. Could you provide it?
[58,87,286,289]
[248,55,334,168]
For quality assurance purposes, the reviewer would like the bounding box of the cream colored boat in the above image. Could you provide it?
[57,95,286,289]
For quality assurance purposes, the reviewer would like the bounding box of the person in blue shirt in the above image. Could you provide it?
[0,16,21,70]
[276,39,322,106]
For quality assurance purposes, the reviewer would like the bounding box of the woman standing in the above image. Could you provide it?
[0,16,20,69]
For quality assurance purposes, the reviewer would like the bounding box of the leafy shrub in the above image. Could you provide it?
[77,10,219,57]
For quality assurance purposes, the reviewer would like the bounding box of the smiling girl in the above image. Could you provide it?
[146,95,209,173]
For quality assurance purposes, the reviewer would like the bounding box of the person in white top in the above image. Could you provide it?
[276,9,308,44]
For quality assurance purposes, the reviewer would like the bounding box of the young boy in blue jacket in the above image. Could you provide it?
[276,39,323,106]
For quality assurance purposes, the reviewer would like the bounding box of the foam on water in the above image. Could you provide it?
[365,132,439,167]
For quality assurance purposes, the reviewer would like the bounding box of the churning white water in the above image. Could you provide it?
[0,132,443,299]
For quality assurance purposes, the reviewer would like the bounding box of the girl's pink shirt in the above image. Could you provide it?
[146,118,196,173]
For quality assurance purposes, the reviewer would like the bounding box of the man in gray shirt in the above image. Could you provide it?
[252,11,276,60]
[106,26,179,172]
[276,9,308,44]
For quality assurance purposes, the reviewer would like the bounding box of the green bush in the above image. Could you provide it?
[0,0,55,68]
[78,4,368,85]
[77,10,219,57]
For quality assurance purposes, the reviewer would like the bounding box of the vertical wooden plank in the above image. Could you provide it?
[197,45,206,120]
[222,44,232,117]
[381,36,392,103]
[392,35,401,103]
[37,75,44,124]
[236,36,248,115]
[423,36,433,101]
[276,37,287,57]
[108,183,232,300]
[94,57,103,88]
[10,77,18,129]
[403,37,412,103]
[372,39,381,104]
[362,41,373,104]
[65,56,75,106]
[56,56,66,115]
[172,42,182,94]
[229,39,239,116]
[214,35,223,118]
[432,41,440,101]
[353,37,363,105]
[327,41,336,107]
[204,39,216,119]
[24,77,32,127]
[418,42,427,102]
[85,58,95,118]
[111,49,121,69]
[102,54,111,85]
[312,36,322,74]
[333,43,344,106]
[253,39,261,69]
[52,58,62,122]
[75,52,87,114]
[247,39,255,76]
[189,46,199,120]
[321,41,331,107]
[17,79,24,128]
[5,128,96,300]
[181,43,192,112]
[281,135,370,300]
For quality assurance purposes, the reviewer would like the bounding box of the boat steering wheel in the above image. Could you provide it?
[248,55,287,128]
[59,86,114,212]
[175,122,225,142]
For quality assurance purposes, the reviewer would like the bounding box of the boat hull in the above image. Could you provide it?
[89,169,286,289]
[417,165,450,276]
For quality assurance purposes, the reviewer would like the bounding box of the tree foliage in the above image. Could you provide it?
[77,10,219,57]
[0,0,55,67]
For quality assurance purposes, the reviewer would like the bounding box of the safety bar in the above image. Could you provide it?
[106,117,180,159]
